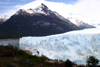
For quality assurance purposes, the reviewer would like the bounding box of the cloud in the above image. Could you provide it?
[20,0,100,22]
[71,0,100,22]
[0,9,17,18]
[0,5,21,18]
[1,0,100,23]
[14,5,22,8]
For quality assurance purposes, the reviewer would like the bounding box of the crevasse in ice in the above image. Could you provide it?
[20,28,100,64]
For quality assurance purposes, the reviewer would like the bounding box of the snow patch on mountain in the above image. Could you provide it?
[22,3,53,16]
[0,16,8,24]
[20,28,100,65]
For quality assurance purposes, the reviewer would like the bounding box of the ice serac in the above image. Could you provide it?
[20,28,100,65]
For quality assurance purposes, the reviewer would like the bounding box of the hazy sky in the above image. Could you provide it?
[0,0,100,23]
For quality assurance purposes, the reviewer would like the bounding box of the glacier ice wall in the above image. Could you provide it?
[20,28,100,64]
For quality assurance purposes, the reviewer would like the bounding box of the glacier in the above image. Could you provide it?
[20,28,100,65]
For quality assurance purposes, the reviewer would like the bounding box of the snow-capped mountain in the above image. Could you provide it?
[0,3,78,39]
[15,3,58,16]
[67,17,95,29]
[15,4,75,25]
[20,28,100,65]
[15,3,73,23]
[26,3,54,16]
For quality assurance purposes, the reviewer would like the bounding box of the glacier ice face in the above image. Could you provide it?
[20,28,100,65]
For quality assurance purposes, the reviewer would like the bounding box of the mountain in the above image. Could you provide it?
[89,19,100,28]
[0,16,7,24]
[67,17,95,29]
[0,3,78,39]
[20,28,100,65]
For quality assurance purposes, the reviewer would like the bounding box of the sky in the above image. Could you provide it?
[0,0,100,23]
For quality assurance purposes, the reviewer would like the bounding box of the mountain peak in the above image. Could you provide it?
[31,3,49,15]
[40,3,48,9]
[14,3,49,16]
[21,3,53,16]
[15,9,30,15]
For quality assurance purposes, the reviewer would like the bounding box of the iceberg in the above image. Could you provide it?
[20,28,100,64]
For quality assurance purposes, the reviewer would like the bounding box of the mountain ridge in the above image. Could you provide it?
[67,17,95,29]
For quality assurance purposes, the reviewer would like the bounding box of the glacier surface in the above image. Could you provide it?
[20,28,100,64]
